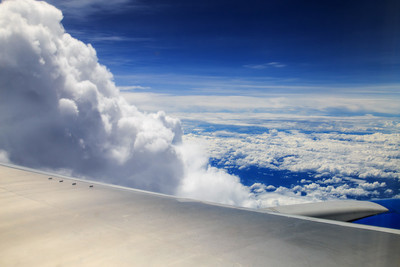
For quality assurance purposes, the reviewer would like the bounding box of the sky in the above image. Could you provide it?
[49,0,400,92]
[0,0,399,208]
[48,0,400,119]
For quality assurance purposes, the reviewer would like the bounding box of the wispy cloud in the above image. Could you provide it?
[67,30,153,43]
[244,62,286,69]
[116,72,400,97]
[122,91,400,118]
[90,36,152,42]
[48,0,139,18]
[118,85,151,91]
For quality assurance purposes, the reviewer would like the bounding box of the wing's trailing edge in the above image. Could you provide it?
[1,163,399,266]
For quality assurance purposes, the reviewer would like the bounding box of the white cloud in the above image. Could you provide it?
[317,177,343,184]
[0,150,10,163]
[59,98,79,117]
[0,0,267,208]
[175,141,258,207]
[122,92,400,126]
[0,0,185,194]
[359,181,386,190]
[251,186,320,207]
[184,130,400,181]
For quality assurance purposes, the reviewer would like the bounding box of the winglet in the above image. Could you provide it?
[267,200,389,222]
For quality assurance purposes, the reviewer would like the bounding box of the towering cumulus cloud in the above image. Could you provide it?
[0,0,257,206]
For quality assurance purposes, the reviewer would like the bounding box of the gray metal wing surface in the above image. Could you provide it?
[1,163,399,266]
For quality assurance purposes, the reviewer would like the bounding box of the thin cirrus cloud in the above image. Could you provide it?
[66,30,153,43]
[89,36,152,42]
[244,62,287,69]
[47,0,135,17]
[122,91,400,117]
[118,85,152,91]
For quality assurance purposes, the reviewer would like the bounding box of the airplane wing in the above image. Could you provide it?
[1,163,399,266]
[266,200,389,222]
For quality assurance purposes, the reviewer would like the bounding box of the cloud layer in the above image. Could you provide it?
[192,131,400,180]
[122,91,400,119]
[184,128,400,202]
[1,0,398,208]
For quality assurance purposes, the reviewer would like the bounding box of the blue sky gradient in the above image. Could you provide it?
[51,0,400,94]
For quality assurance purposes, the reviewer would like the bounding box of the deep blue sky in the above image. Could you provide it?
[52,0,400,93]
